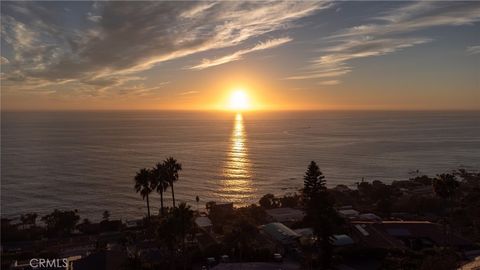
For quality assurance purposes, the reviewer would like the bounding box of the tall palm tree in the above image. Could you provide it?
[163,157,182,208]
[152,163,169,216]
[134,168,153,219]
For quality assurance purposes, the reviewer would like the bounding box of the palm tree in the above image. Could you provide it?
[163,157,182,208]
[134,168,153,219]
[152,163,169,216]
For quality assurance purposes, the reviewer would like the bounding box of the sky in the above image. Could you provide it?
[1,1,479,111]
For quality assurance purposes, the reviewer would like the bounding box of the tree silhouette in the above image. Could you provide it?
[20,212,38,227]
[303,161,326,202]
[152,162,169,216]
[224,218,259,261]
[196,195,200,211]
[433,173,460,246]
[302,161,342,269]
[42,209,80,236]
[171,202,194,251]
[134,168,153,219]
[433,173,460,201]
[102,210,110,221]
[259,193,278,209]
[163,157,182,208]
[157,202,194,269]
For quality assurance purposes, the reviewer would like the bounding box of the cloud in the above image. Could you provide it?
[86,12,102,23]
[319,80,340,86]
[1,1,328,97]
[189,37,292,70]
[180,2,217,18]
[466,45,480,55]
[331,2,480,39]
[0,56,9,64]
[289,2,480,83]
[179,90,200,96]
[285,67,351,80]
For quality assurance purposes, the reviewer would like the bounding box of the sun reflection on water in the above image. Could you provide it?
[220,113,252,204]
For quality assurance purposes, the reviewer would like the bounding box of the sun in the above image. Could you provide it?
[228,89,250,111]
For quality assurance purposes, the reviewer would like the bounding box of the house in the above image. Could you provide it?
[209,203,234,215]
[195,216,213,233]
[260,222,300,246]
[338,209,360,219]
[350,221,473,250]
[294,228,315,245]
[381,221,472,249]
[196,231,218,250]
[357,213,382,222]
[125,219,142,229]
[265,208,304,225]
[350,222,405,250]
[331,234,355,247]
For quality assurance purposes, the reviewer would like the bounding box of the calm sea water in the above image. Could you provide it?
[2,111,480,220]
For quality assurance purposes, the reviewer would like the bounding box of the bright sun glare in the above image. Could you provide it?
[229,89,250,110]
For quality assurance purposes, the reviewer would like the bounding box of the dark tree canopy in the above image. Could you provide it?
[259,193,278,209]
[134,168,154,218]
[303,161,326,201]
[134,168,153,200]
[163,157,182,207]
[163,157,182,185]
[302,161,342,269]
[42,209,80,236]
[433,173,460,200]
[20,213,38,226]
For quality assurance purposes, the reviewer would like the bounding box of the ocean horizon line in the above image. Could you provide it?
[2,108,480,113]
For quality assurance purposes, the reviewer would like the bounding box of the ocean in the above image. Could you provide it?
[2,111,479,221]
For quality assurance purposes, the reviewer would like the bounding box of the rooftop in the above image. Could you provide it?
[331,234,355,246]
[265,207,304,223]
[261,222,300,245]
[350,221,473,250]
[195,216,213,228]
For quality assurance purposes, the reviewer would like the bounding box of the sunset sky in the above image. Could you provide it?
[1,1,479,111]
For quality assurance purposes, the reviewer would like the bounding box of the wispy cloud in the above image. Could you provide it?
[1,1,329,97]
[179,90,200,96]
[86,12,101,23]
[318,80,340,86]
[288,2,480,83]
[190,37,292,70]
[466,45,480,55]
[180,2,217,18]
[0,56,9,64]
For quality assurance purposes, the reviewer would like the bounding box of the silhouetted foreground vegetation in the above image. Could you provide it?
[2,159,479,270]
